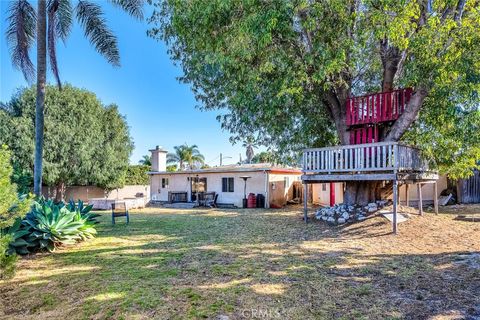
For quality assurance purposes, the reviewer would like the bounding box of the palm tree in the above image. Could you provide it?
[251,151,275,164]
[242,138,256,164]
[138,155,151,166]
[167,144,205,170]
[5,0,144,195]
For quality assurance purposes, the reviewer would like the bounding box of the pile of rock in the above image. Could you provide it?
[315,200,389,225]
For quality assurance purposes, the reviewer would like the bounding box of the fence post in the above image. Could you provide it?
[393,179,398,234]
[303,183,308,223]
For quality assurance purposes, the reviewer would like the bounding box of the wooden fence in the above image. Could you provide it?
[457,169,480,204]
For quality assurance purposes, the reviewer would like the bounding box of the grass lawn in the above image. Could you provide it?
[1,205,479,319]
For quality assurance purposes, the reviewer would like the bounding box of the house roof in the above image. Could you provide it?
[148,163,301,175]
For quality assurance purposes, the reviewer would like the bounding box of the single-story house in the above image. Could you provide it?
[148,146,453,209]
[148,146,303,208]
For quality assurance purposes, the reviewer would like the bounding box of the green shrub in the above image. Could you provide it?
[125,165,150,185]
[0,145,31,279]
[8,198,100,254]
[0,234,17,279]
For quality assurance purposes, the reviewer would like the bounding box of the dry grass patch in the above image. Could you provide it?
[0,205,479,319]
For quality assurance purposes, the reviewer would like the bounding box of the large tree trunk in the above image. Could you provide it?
[325,40,428,206]
[33,0,47,196]
[344,181,383,206]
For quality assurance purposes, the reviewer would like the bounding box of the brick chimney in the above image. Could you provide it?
[149,145,168,172]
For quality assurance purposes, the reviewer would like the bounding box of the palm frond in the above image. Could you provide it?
[76,0,120,66]
[5,0,36,82]
[48,0,72,42]
[192,154,205,163]
[166,153,180,163]
[48,0,61,87]
[109,0,144,20]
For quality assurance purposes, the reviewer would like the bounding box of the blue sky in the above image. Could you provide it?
[0,2,247,166]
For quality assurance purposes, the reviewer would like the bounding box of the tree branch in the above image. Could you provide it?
[380,39,401,91]
[453,0,466,22]
[323,89,350,144]
[385,86,428,141]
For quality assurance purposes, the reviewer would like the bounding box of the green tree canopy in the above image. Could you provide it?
[125,165,150,185]
[251,151,276,164]
[0,85,133,195]
[138,155,152,166]
[149,0,480,180]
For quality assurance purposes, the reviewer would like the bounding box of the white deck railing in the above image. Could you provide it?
[303,142,432,173]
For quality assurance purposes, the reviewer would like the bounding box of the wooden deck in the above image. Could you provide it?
[301,142,439,234]
[302,142,438,182]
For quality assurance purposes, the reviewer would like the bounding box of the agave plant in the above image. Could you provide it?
[8,198,99,254]
[24,200,84,251]
[5,218,32,255]
[67,199,100,223]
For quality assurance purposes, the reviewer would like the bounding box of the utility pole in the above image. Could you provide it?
[220,153,232,166]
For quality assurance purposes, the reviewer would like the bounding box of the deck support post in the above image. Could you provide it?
[303,183,308,223]
[433,182,438,215]
[392,179,398,234]
[417,183,423,215]
[405,184,410,207]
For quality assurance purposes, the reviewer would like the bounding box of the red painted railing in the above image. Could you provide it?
[350,125,378,145]
[346,88,413,126]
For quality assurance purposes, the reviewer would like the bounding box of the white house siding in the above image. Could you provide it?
[150,169,304,208]
[150,173,192,202]
[150,171,269,208]
[312,183,345,206]
[395,175,447,205]
[267,173,302,207]
[310,176,447,207]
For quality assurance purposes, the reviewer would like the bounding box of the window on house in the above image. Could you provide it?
[162,178,169,188]
[322,183,327,191]
[222,177,234,192]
